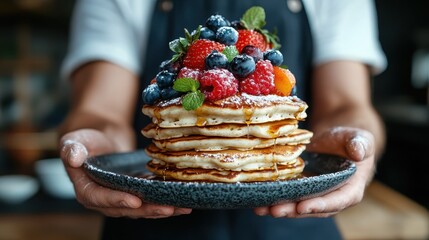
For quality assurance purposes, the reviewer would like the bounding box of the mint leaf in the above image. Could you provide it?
[184,28,192,42]
[191,25,202,41]
[179,37,189,50]
[241,6,266,29]
[182,91,204,110]
[173,78,200,92]
[222,46,239,62]
[259,29,281,49]
[169,39,182,53]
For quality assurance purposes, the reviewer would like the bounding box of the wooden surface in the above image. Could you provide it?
[336,181,429,240]
[0,214,102,240]
[0,181,427,240]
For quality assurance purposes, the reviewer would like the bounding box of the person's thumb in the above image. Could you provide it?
[59,129,115,168]
[307,127,375,162]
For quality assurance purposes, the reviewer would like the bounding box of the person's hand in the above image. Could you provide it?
[254,126,375,218]
[60,128,192,219]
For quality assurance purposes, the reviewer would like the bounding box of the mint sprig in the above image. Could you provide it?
[240,6,281,49]
[169,25,202,62]
[222,46,239,62]
[173,78,205,110]
[182,91,205,111]
[241,6,266,29]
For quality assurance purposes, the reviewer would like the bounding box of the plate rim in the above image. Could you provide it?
[83,150,356,208]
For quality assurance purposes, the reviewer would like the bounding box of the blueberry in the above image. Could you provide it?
[291,86,297,96]
[199,27,216,40]
[142,84,161,105]
[160,87,182,100]
[159,59,180,73]
[241,45,263,62]
[263,50,284,66]
[230,20,245,30]
[155,70,176,89]
[216,26,238,45]
[205,51,228,69]
[205,14,230,32]
[229,55,256,78]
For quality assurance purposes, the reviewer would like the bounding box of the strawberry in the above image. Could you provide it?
[236,7,280,52]
[235,30,269,52]
[183,39,225,70]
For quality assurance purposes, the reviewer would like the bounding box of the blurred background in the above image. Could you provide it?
[0,0,428,239]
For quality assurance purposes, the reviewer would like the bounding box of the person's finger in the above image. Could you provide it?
[307,127,375,162]
[268,202,297,218]
[294,211,339,218]
[60,140,89,167]
[67,167,142,209]
[173,208,193,216]
[60,129,116,158]
[346,133,374,161]
[295,180,365,215]
[91,205,192,219]
[253,206,270,216]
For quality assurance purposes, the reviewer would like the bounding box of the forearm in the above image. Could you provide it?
[59,61,139,151]
[309,61,385,159]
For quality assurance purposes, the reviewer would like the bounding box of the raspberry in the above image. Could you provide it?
[240,60,275,95]
[177,67,202,80]
[199,69,238,102]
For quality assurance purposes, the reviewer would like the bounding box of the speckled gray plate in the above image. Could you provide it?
[84,151,356,209]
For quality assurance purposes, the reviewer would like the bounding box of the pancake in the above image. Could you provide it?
[145,144,306,171]
[151,129,313,151]
[146,157,305,182]
[142,93,308,128]
[142,119,298,140]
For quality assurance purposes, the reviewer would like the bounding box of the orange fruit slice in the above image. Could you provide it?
[273,66,296,96]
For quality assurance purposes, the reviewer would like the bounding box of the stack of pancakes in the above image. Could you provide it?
[142,93,312,182]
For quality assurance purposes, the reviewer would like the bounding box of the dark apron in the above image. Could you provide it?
[102,1,342,239]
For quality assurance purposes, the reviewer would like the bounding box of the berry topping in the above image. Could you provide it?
[155,70,176,89]
[273,66,296,96]
[239,7,280,50]
[291,86,297,96]
[230,20,245,30]
[199,27,216,40]
[177,67,202,80]
[145,6,292,109]
[205,14,230,32]
[236,30,269,53]
[229,54,256,78]
[240,60,275,95]
[241,45,263,62]
[183,39,225,70]
[160,87,182,100]
[216,26,239,46]
[200,69,238,102]
[142,84,161,104]
[159,59,181,73]
[205,51,228,69]
[263,49,283,66]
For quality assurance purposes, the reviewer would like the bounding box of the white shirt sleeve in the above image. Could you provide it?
[62,0,387,80]
[303,0,387,75]
[60,0,156,81]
